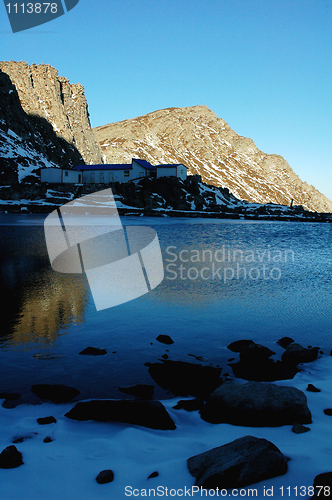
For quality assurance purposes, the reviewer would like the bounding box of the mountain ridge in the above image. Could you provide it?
[0,60,330,214]
[94,105,332,213]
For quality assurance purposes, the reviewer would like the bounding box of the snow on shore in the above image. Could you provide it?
[1,356,332,499]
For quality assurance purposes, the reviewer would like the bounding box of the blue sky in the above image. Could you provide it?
[1,0,332,200]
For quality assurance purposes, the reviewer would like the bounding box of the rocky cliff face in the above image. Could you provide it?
[0,61,102,184]
[94,105,332,213]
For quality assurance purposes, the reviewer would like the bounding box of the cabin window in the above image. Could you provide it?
[78,174,82,183]
[64,171,68,177]
[124,170,130,177]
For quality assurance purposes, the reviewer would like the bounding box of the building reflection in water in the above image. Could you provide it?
[9,270,88,347]
[0,225,89,348]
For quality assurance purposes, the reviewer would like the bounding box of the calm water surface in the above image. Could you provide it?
[0,214,331,403]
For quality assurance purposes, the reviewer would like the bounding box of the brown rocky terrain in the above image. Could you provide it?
[0,61,102,174]
[1,61,330,213]
[94,105,332,213]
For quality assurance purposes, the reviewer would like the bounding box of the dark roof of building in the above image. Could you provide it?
[72,160,187,172]
[73,164,132,171]
[132,159,155,170]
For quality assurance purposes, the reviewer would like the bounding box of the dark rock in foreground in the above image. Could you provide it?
[227,340,255,352]
[0,392,21,409]
[31,384,80,404]
[37,416,57,425]
[12,433,36,444]
[307,384,321,393]
[187,436,288,489]
[292,421,310,434]
[96,469,114,484]
[147,360,222,398]
[228,340,297,382]
[43,436,53,443]
[0,392,21,401]
[200,381,311,426]
[148,471,159,479]
[276,337,294,349]
[281,343,319,365]
[173,398,204,412]
[118,384,154,400]
[65,400,176,430]
[230,358,298,382]
[312,472,332,499]
[79,347,107,356]
[239,343,275,362]
[156,335,174,345]
[0,445,23,469]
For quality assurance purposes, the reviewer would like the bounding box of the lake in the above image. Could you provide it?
[0,213,331,403]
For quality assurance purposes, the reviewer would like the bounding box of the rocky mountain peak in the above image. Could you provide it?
[95,105,332,213]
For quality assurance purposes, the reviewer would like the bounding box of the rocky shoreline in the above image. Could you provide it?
[0,176,331,222]
[1,336,332,495]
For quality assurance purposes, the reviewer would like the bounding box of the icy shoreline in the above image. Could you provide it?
[1,356,332,499]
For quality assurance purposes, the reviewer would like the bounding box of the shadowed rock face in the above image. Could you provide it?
[0,69,83,185]
[94,105,332,213]
[200,381,312,426]
[0,61,103,186]
[187,435,288,489]
[0,61,103,166]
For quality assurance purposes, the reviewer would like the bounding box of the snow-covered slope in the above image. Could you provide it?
[94,106,332,213]
[0,124,62,184]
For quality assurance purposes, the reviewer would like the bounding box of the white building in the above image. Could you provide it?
[40,158,187,184]
[40,167,82,183]
[156,164,187,180]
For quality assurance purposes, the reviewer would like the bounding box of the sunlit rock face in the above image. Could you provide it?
[95,105,332,213]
